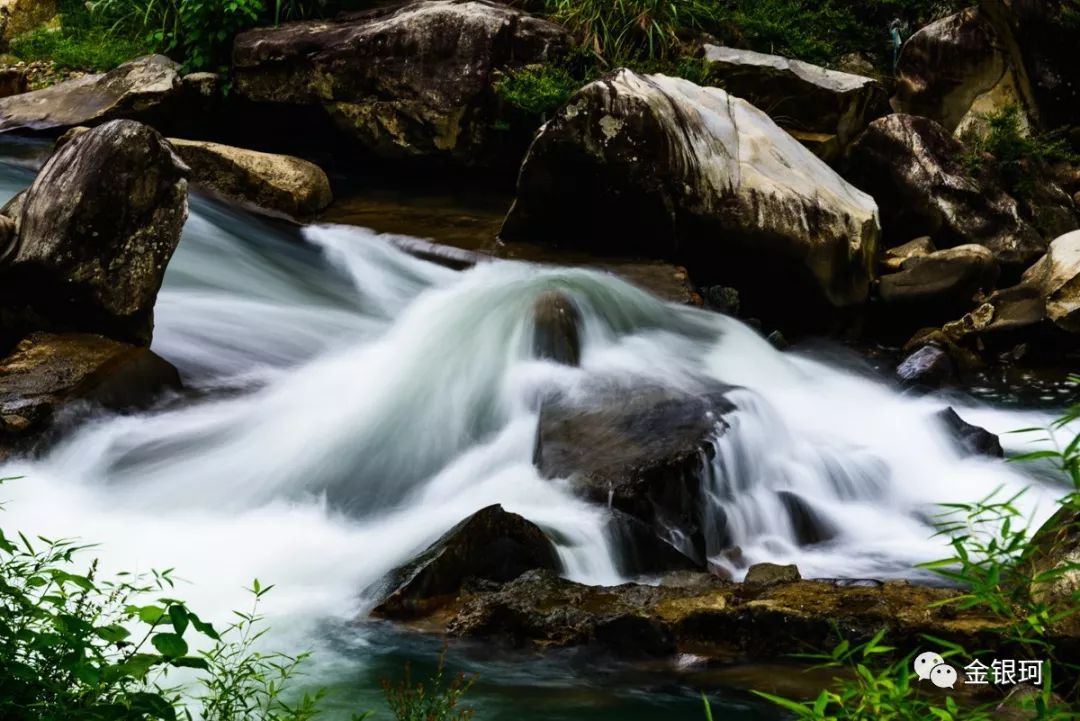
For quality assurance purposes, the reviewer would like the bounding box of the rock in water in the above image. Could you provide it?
[372,504,560,619]
[500,70,880,319]
[232,0,571,166]
[846,114,1044,272]
[895,343,957,388]
[0,120,188,346]
[606,509,702,576]
[0,56,183,133]
[701,44,889,151]
[893,6,1033,135]
[934,407,1003,458]
[0,332,180,457]
[169,139,332,218]
[535,383,734,562]
[531,291,581,366]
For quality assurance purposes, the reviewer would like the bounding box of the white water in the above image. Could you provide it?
[0,178,1071,657]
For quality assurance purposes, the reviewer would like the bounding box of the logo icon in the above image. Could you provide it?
[913,651,945,681]
[930,664,958,689]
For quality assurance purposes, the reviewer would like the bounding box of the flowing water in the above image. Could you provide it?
[0,148,1075,719]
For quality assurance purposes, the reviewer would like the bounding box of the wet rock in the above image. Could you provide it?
[1025,504,1080,638]
[878,244,999,321]
[232,0,571,166]
[606,509,702,576]
[745,562,801,584]
[935,407,1003,458]
[846,114,1044,272]
[372,504,560,620]
[765,330,789,350]
[776,491,836,545]
[439,569,1022,661]
[700,44,889,150]
[0,0,57,47]
[0,332,180,456]
[0,66,26,98]
[169,139,332,218]
[703,286,740,315]
[535,383,735,562]
[531,291,581,366]
[0,56,184,133]
[893,6,1033,136]
[896,343,957,388]
[0,120,188,346]
[502,70,881,320]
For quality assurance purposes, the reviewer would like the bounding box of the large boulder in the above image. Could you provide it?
[701,44,889,152]
[846,113,1044,272]
[0,0,57,47]
[169,139,332,218]
[501,70,881,319]
[893,6,1035,136]
[0,56,184,133]
[535,383,734,563]
[372,504,560,619]
[0,332,180,458]
[232,0,571,166]
[0,120,188,346]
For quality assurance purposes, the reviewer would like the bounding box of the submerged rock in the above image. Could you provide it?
[169,139,332,218]
[0,56,184,133]
[701,44,889,151]
[846,114,1043,272]
[531,291,581,366]
[0,332,180,457]
[0,120,188,346]
[501,70,880,320]
[535,383,734,563]
[372,504,560,620]
[232,0,571,166]
[893,6,1033,136]
[934,407,1003,458]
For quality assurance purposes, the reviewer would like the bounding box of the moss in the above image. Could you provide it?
[9,26,151,72]
[495,64,580,118]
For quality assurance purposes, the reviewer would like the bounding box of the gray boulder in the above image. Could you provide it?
[878,244,999,320]
[502,70,881,316]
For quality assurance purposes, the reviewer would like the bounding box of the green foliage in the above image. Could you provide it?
[495,64,580,118]
[0,478,339,721]
[542,0,723,62]
[962,104,1079,200]
[751,398,1080,720]
[9,24,152,72]
[381,650,477,721]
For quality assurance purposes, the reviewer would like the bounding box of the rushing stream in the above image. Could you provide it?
[0,146,1075,719]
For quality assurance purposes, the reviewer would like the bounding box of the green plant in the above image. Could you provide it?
[0,477,340,721]
[962,104,1079,199]
[495,64,581,118]
[381,649,477,721]
[542,0,723,62]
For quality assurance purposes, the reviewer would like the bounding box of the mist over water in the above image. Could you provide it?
[0,161,1070,714]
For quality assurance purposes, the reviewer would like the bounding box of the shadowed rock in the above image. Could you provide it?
[605,509,702,576]
[0,120,188,346]
[501,70,880,321]
[0,332,180,458]
[372,504,560,620]
[846,114,1044,272]
[934,407,1003,458]
[0,56,184,133]
[878,244,999,323]
[776,491,838,546]
[232,0,571,166]
[896,343,957,388]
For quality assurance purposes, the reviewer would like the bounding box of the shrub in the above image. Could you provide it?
[962,104,1079,199]
[495,64,580,118]
[0,477,341,721]
[381,650,477,721]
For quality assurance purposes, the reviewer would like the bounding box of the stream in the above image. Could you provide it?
[0,143,1075,719]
